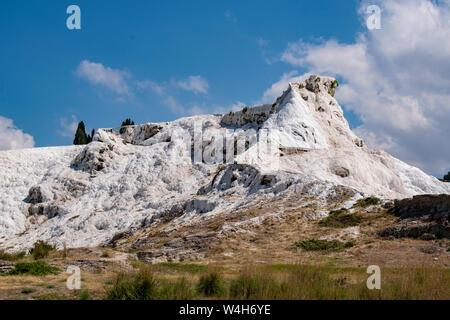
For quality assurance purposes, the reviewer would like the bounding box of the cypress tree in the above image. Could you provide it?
[87,128,95,143]
[73,121,88,145]
[120,118,135,134]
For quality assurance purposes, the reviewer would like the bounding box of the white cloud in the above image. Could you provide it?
[176,76,209,94]
[76,60,131,95]
[58,115,78,138]
[187,106,205,116]
[163,96,185,115]
[0,116,35,150]
[136,80,164,95]
[224,10,238,23]
[258,71,309,104]
[277,0,450,175]
[213,101,247,114]
[257,37,269,47]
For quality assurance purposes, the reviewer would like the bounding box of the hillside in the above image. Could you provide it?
[0,75,448,254]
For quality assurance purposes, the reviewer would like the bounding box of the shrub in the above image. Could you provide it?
[21,288,36,294]
[444,171,450,180]
[30,240,55,260]
[79,290,91,300]
[242,107,248,114]
[331,79,339,89]
[120,118,135,134]
[159,277,195,300]
[294,239,355,252]
[319,209,362,228]
[106,267,158,300]
[354,197,380,208]
[196,271,225,297]
[8,262,60,276]
[0,250,26,261]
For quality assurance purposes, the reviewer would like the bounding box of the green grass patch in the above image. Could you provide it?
[21,287,36,294]
[0,250,26,262]
[30,240,55,260]
[7,262,60,276]
[101,265,450,300]
[154,262,208,274]
[34,293,75,300]
[106,267,159,300]
[294,239,355,252]
[196,271,225,297]
[354,197,380,208]
[79,290,91,300]
[319,209,362,228]
[158,277,195,300]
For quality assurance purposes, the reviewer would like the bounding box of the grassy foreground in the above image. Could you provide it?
[0,261,448,300]
[104,263,449,300]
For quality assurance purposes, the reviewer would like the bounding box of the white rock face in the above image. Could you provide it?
[0,75,448,251]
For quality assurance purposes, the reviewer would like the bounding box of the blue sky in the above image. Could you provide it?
[0,0,362,147]
[0,0,449,176]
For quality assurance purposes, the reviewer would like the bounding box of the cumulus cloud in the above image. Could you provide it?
[58,115,78,138]
[176,76,209,94]
[186,106,206,116]
[0,116,35,150]
[258,71,309,104]
[76,60,131,95]
[224,10,238,23]
[213,101,247,114]
[277,0,450,175]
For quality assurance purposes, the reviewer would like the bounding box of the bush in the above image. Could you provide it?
[106,267,158,300]
[196,271,225,297]
[0,250,26,261]
[8,262,60,276]
[21,288,36,294]
[354,197,380,208]
[120,118,135,134]
[159,277,195,300]
[242,107,248,114]
[30,240,55,260]
[294,239,355,252]
[331,79,339,89]
[319,209,362,228]
[79,290,91,300]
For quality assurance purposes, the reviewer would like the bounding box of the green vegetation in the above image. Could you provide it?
[103,264,448,300]
[0,250,26,261]
[444,171,450,180]
[30,240,55,260]
[73,121,95,145]
[120,118,135,134]
[106,267,158,300]
[294,239,355,252]
[7,262,59,276]
[331,79,339,89]
[21,288,36,294]
[79,290,91,300]
[34,293,75,300]
[196,271,225,297]
[158,277,195,300]
[154,262,208,274]
[354,197,380,208]
[242,107,248,114]
[319,209,362,228]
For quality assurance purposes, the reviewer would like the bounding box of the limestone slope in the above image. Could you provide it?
[0,75,448,251]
